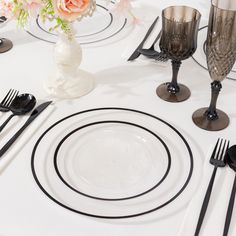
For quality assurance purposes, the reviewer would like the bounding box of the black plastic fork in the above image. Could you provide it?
[0,89,19,112]
[138,30,169,62]
[194,138,230,236]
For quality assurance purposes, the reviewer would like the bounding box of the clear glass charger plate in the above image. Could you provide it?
[25,0,134,46]
[31,107,203,219]
[192,25,236,81]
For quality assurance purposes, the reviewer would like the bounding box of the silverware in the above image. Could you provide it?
[0,93,36,133]
[194,138,229,236]
[0,89,19,112]
[223,145,236,236]
[138,30,168,62]
[127,16,159,61]
[0,101,52,158]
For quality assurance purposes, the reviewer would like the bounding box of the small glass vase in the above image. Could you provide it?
[44,24,94,99]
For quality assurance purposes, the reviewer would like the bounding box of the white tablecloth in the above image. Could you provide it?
[1,0,236,235]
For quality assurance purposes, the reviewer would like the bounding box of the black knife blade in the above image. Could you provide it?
[127,16,159,61]
[0,101,52,158]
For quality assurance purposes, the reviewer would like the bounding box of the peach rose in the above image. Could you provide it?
[53,0,93,21]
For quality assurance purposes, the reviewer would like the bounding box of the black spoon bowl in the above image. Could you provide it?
[223,145,236,236]
[0,93,36,133]
[226,146,236,171]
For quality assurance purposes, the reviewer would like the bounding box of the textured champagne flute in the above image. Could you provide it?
[156,6,201,102]
[192,0,236,131]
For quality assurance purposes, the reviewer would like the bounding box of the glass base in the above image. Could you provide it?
[0,38,13,53]
[192,107,229,131]
[156,83,191,102]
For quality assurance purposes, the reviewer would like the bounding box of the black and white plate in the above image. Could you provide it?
[192,25,236,81]
[25,0,134,45]
[31,107,202,219]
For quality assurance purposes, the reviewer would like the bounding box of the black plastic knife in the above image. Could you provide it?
[0,101,52,158]
[127,16,159,61]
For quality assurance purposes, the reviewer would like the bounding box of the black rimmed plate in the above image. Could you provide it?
[192,25,236,81]
[31,107,202,219]
[25,0,134,46]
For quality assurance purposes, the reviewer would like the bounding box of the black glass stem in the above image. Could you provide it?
[167,60,181,94]
[192,80,229,131]
[204,81,221,120]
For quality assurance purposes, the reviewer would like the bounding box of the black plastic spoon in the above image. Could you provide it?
[0,93,36,133]
[223,145,236,236]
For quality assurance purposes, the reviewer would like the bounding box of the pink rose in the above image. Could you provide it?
[53,0,93,21]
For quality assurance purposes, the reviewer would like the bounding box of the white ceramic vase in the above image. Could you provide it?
[44,27,94,99]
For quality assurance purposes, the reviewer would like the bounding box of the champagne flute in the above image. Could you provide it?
[156,6,201,102]
[192,0,236,131]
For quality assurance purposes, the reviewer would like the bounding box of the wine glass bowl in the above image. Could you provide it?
[156,6,201,102]
[192,0,236,131]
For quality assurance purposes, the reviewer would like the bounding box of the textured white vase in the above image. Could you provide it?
[44,29,94,99]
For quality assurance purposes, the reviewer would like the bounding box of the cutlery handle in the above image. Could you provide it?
[127,16,159,61]
[223,174,236,236]
[0,101,52,158]
[151,30,162,48]
[0,122,28,157]
[0,114,14,133]
[194,166,218,236]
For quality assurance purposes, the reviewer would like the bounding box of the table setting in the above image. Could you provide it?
[1,0,236,235]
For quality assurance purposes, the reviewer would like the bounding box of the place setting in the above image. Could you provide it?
[1,0,236,235]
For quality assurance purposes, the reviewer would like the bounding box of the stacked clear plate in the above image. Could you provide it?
[31,107,203,219]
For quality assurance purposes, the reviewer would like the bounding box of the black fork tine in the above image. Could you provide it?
[1,89,13,106]
[219,140,227,161]
[4,90,18,107]
[216,139,223,160]
[210,138,219,160]
[222,141,230,162]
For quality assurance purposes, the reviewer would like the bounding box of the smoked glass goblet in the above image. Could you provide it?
[0,16,13,53]
[192,0,236,131]
[156,6,201,102]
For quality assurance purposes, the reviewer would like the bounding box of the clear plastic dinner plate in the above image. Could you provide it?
[25,0,134,45]
[192,25,236,81]
[31,107,202,219]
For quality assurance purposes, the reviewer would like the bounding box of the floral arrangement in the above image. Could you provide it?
[0,0,136,36]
